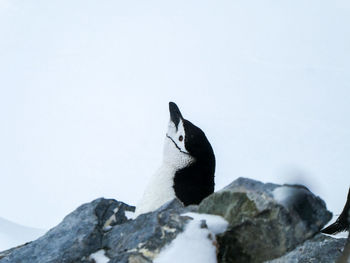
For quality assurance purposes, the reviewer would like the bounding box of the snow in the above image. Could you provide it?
[323,231,348,240]
[154,212,228,263]
[0,217,46,251]
[88,249,109,263]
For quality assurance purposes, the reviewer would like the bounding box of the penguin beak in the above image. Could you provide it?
[169,102,183,129]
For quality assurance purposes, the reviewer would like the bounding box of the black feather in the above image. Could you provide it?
[322,187,350,235]
[173,116,215,205]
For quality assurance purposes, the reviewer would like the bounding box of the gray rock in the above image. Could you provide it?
[266,234,346,263]
[337,235,350,263]
[0,178,337,263]
[0,198,134,263]
[198,177,332,263]
[103,199,191,262]
[108,252,152,263]
[0,243,28,260]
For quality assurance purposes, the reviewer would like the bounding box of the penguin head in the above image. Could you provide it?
[163,102,215,170]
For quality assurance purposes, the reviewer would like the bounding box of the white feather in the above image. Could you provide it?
[135,120,194,216]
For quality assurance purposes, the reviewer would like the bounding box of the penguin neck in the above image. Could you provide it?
[135,162,178,216]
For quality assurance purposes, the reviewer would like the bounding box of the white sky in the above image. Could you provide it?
[0,0,349,229]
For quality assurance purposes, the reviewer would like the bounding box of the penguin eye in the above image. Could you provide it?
[179,135,183,142]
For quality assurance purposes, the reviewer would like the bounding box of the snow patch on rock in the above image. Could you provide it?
[88,249,109,263]
[154,212,228,263]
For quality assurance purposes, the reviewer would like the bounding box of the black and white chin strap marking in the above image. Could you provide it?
[166,134,191,156]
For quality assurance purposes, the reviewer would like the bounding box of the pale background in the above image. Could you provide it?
[0,0,349,231]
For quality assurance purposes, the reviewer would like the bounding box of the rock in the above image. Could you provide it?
[108,252,152,263]
[0,198,135,263]
[266,234,347,263]
[198,177,332,263]
[0,198,191,263]
[0,243,28,260]
[338,237,350,263]
[103,199,191,262]
[0,178,338,263]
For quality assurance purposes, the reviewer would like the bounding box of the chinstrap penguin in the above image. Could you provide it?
[321,187,350,235]
[135,102,215,216]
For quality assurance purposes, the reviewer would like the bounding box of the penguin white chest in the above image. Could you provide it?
[135,130,194,216]
[134,165,176,216]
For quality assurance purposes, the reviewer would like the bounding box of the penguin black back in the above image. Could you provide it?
[172,115,215,206]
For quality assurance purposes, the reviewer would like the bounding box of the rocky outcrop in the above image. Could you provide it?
[0,177,346,263]
[338,237,350,263]
[198,178,332,262]
[266,234,347,263]
[0,198,135,263]
[0,199,192,263]
[102,199,192,262]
